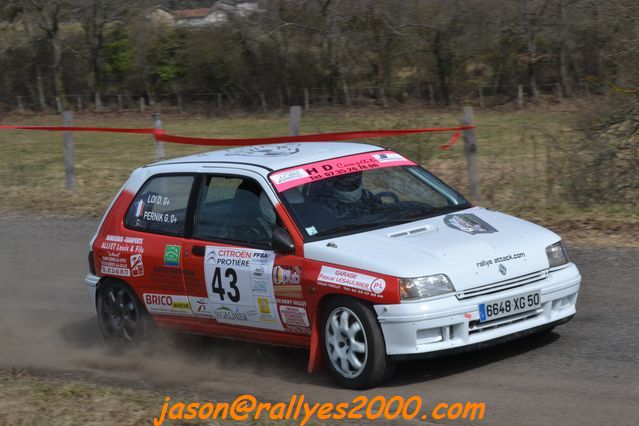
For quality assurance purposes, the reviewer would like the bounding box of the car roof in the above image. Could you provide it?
[148,141,385,171]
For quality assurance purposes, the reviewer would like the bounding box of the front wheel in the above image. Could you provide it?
[322,297,394,389]
[96,280,151,349]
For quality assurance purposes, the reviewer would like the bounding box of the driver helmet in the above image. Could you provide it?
[332,172,363,204]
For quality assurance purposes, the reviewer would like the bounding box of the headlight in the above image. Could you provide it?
[400,274,455,300]
[546,241,569,268]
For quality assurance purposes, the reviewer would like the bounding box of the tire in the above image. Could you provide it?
[96,280,151,349]
[321,296,392,389]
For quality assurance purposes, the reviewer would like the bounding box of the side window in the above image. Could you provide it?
[195,176,277,248]
[124,175,195,236]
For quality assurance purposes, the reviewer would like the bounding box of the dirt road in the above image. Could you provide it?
[0,217,637,425]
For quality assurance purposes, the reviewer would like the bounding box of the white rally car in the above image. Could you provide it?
[86,142,580,388]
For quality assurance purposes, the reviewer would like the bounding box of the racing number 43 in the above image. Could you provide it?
[210,267,240,302]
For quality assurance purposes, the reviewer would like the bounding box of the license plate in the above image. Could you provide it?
[479,291,541,322]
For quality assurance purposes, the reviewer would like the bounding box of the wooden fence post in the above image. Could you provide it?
[55,97,63,114]
[152,113,165,161]
[260,92,268,113]
[94,92,103,112]
[63,111,75,190]
[217,93,223,109]
[117,94,124,112]
[176,94,183,114]
[304,88,310,111]
[16,96,24,112]
[462,106,480,201]
[77,96,83,113]
[428,84,435,107]
[139,97,146,113]
[517,85,524,108]
[289,106,301,136]
[555,82,563,100]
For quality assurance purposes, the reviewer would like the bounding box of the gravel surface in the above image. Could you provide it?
[0,217,637,425]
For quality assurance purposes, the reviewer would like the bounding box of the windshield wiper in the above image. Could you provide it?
[315,222,382,237]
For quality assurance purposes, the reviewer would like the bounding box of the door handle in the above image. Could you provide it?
[192,245,205,257]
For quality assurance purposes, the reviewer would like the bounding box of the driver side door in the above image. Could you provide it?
[181,172,289,332]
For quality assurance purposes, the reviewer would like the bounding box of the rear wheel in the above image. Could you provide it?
[97,280,151,349]
[322,297,393,389]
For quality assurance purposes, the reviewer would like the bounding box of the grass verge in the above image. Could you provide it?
[0,105,635,246]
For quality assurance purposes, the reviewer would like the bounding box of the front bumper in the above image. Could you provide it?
[374,263,580,356]
[85,273,100,315]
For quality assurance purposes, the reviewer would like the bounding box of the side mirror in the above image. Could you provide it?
[272,226,295,255]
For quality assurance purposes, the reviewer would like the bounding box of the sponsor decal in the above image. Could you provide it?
[269,150,415,192]
[100,235,144,254]
[130,254,144,277]
[271,168,309,186]
[443,214,498,235]
[224,144,301,157]
[279,305,310,327]
[164,245,181,267]
[273,266,303,299]
[257,297,271,315]
[204,246,284,331]
[100,265,130,277]
[476,252,526,269]
[100,251,131,277]
[143,293,192,316]
[372,152,407,163]
[213,306,248,321]
[317,266,386,297]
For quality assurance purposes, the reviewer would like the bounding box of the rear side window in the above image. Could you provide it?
[124,175,195,236]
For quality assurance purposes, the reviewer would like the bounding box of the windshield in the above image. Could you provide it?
[276,162,471,240]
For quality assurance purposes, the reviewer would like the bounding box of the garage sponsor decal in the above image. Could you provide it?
[443,214,498,235]
[203,246,284,331]
[143,293,192,316]
[317,266,386,298]
[269,150,415,192]
[164,244,181,267]
[272,265,303,299]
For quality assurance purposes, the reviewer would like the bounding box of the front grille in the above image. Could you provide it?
[468,308,543,334]
[456,269,549,300]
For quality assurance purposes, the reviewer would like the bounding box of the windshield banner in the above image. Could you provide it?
[269,150,415,192]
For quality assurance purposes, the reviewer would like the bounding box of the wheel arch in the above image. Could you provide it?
[307,292,377,374]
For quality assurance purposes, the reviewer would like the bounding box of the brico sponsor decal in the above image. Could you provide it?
[317,266,386,297]
[143,293,192,316]
[269,150,415,192]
